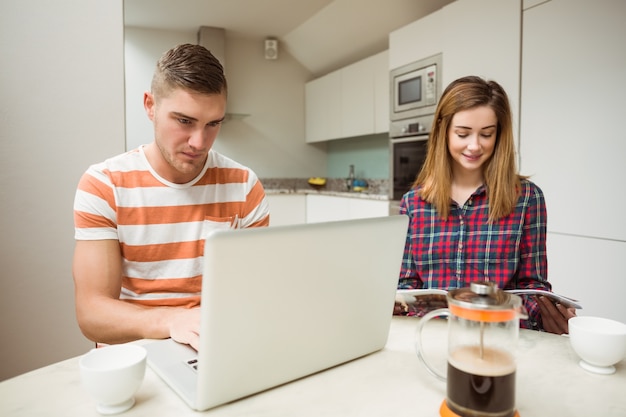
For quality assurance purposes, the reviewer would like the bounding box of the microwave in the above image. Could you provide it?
[390,53,442,121]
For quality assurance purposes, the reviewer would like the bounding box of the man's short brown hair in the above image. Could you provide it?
[151,43,227,101]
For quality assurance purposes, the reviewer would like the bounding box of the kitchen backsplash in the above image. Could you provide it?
[261,178,390,196]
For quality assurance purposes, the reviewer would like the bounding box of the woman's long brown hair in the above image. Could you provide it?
[414,76,523,222]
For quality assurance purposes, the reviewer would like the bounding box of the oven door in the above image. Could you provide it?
[390,136,428,201]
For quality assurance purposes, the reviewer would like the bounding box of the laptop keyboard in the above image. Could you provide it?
[186,357,199,371]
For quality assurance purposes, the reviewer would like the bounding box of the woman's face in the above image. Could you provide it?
[447,106,497,179]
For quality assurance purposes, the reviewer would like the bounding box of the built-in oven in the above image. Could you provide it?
[389,54,442,214]
[389,114,433,214]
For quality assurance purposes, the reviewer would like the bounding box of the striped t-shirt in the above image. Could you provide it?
[73,146,270,307]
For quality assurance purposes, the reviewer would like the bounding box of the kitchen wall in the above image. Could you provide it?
[327,134,389,180]
[125,27,329,179]
[0,0,124,380]
[124,28,196,150]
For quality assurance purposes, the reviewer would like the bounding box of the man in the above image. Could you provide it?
[73,44,270,350]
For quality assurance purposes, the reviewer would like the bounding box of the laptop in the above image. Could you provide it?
[144,215,409,411]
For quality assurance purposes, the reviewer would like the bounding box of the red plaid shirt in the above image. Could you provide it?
[398,179,549,330]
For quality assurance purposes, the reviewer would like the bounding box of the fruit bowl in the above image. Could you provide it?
[307,177,327,190]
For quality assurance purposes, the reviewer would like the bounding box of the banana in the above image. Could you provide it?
[307,177,326,186]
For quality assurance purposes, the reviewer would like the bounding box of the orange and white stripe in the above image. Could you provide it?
[74,146,269,307]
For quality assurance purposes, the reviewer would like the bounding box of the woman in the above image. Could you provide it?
[397,76,575,334]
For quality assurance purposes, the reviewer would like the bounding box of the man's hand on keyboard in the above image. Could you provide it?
[169,307,201,350]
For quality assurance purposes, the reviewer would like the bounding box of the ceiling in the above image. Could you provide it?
[124,0,454,76]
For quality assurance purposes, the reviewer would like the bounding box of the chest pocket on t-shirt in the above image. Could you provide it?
[202,215,241,239]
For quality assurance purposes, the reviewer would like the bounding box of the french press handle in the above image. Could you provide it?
[414,308,450,381]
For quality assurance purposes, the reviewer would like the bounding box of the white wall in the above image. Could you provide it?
[0,1,126,380]
[125,28,196,150]
[124,28,328,178]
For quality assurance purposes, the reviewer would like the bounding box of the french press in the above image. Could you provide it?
[415,281,526,417]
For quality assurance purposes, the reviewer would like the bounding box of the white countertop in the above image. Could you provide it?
[2,317,625,416]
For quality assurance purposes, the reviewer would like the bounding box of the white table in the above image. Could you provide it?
[1,317,625,416]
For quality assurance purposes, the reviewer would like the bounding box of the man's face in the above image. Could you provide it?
[144,88,226,184]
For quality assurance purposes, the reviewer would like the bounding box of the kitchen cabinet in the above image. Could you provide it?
[349,197,391,220]
[305,71,342,143]
[389,9,444,71]
[305,50,389,142]
[520,0,625,242]
[266,194,306,226]
[440,0,520,112]
[389,0,521,142]
[267,193,390,226]
[306,194,349,223]
[519,0,625,323]
[305,194,389,223]
[372,50,390,134]
[390,0,520,86]
[546,233,625,324]
[341,57,374,138]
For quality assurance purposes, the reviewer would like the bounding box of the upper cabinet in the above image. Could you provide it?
[440,0,521,117]
[372,51,390,135]
[520,0,626,241]
[305,50,389,143]
[390,0,521,140]
[305,70,342,143]
[341,56,374,138]
[389,8,444,71]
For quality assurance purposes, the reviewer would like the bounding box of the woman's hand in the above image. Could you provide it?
[537,296,577,334]
[393,294,409,315]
